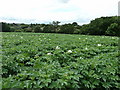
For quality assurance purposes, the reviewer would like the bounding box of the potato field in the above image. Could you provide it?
[1,32,119,89]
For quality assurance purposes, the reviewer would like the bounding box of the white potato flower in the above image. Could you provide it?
[80,57,83,59]
[47,53,52,55]
[85,47,88,50]
[67,50,72,53]
[97,44,102,46]
[20,36,23,39]
[56,46,60,49]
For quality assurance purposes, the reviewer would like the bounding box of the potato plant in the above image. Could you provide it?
[1,32,120,89]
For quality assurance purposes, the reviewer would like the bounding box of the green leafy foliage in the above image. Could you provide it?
[80,16,119,36]
[1,22,11,32]
[2,32,119,89]
[2,16,119,36]
[106,23,120,36]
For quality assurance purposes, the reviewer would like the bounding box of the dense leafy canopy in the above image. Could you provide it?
[2,32,119,89]
[1,16,119,36]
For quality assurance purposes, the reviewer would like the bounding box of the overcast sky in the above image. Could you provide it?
[0,0,119,25]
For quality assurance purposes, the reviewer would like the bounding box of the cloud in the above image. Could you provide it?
[58,0,70,3]
[0,0,119,25]
[0,16,36,23]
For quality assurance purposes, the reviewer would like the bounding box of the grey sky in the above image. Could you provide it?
[59,0,70,3]
[0,0,119,25]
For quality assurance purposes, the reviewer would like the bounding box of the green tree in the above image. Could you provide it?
[80,16,119,35]
[50,21,61,33]
[52,21,60,26]
[1,22,11,32]
[34,26,42,33]
[43,25,55,33]
[59,24,75,34]
[106,23,120,36]
[72,22,78,26]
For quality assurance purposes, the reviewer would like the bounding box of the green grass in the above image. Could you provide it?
[2,32,119,88]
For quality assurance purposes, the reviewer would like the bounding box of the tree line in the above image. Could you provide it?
[1,16,120,36]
